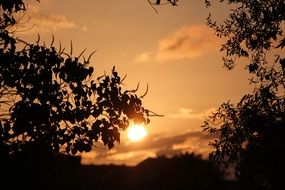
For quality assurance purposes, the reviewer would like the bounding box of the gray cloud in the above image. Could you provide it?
[120,131,214,152]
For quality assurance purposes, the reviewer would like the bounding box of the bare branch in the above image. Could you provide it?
[148,110,164,117]
[70,40,73,57]
[78,48,86,59]
[148,0,158,13]
[140,83,149,98]
[85,50,97,64]
[125,83,140,93]
[36,33,40,45]
[50,34,54,47]
[120,74,127,85]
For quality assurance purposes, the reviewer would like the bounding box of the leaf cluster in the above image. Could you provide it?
[0,1,150,156]
[203,0,285,188]
[206,0,285,71]
[0,0,25,29]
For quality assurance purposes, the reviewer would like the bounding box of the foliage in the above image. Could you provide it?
[205,0,285,72]
[0,1,150,156]
[202,0,285,188]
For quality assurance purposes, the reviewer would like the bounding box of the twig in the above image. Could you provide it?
[140,83,149,98]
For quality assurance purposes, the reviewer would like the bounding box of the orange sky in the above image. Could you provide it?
[19,0,252,165]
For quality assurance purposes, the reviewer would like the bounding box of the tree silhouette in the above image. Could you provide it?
[202,0,285,189]
[0,1,151,157]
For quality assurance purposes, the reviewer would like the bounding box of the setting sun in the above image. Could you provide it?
[127,124,147,142]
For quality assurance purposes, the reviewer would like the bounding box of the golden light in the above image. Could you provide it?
[127,124,147,142]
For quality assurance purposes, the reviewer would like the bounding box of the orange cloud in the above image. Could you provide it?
[155,25,221,61]
[20,4,76,33]
[31,13,75,32]
[169,107,216,120]
[134,52,151,63]
[81,130,216,165]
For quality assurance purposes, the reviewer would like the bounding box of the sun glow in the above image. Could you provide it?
[127,124,147,142]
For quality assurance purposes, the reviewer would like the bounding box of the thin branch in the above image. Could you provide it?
[140,83,149,98]
[58,41,62,53]
[125,83,140,93]
[148,0,158,13]
[148,110,164,117]
[70,40,73,57]
[50,34,54,47]
[85,50,97,64]
[120,74,127,85]
[78,48,86,59]
[16,37,30,46]
[147,0,177,13]
[36,33,40,44]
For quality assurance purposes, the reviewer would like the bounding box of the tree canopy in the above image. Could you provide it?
[0,0,151,157]
[202,0,285,188]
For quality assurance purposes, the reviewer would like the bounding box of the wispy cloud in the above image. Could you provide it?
[134,52,152,63]
[31,12,75,32]
[169,107,216,120]
[81,148,156,166]
[155,25,220,61]
[134,25,221,63]
[19,4,76,33]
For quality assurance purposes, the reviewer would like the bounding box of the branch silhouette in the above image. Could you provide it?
[0,0,152,157]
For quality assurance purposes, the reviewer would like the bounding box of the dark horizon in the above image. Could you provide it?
[1,151,237,190]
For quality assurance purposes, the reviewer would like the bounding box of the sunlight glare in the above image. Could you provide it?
[127,124,147,142]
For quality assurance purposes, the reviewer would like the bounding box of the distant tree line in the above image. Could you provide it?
[2,152,232,190]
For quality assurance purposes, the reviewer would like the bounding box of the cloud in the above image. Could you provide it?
[155,25,220,61]
[81,130,216,165]
[82,26,88,32]
[169,107,216,120]
[81,148,156,166]
[31,12,75,32]
[134,25,221,63]
[134,52,152,63]
[18,4,76,33]
[118,131,203,152]
[82,150,156,166]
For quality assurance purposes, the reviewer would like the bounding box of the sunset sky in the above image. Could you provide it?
[19,0,252,165]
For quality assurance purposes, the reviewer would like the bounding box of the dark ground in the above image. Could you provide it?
[1,152,238,190]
